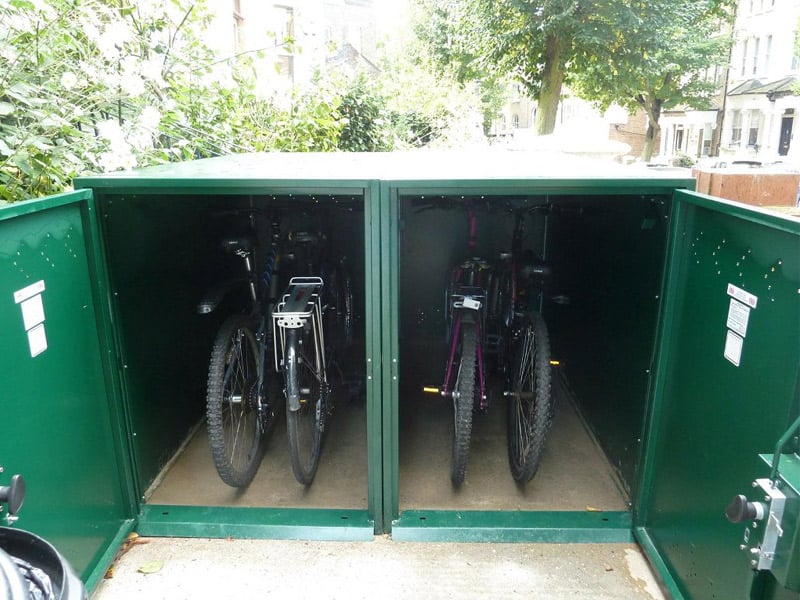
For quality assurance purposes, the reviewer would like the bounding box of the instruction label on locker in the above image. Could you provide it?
[724,283,757,367]
[13,279,48,357]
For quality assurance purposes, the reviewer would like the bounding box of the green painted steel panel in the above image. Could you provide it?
[639,191,800,600]
[137,504,374,540]
[96,192,222,496]
[0,190,132,583]
[539,194,672,494]
[391,510,633,543]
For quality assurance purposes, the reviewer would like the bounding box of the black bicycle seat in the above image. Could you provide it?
[219,235,255,253]
[520,261,551,278]
[288,230,320,245]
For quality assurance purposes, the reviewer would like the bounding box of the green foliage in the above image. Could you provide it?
[414,0,734,141]
[572,0,734,159]
[411,0,507,134]
[337,74,391,152]
[0,0,487,202]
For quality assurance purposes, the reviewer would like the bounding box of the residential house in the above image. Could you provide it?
[206,0,379,98]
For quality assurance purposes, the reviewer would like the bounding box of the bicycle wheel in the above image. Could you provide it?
[451,319,477,486]
[507,311,553,483]
[284,325,325,485]
[206,316,265,487]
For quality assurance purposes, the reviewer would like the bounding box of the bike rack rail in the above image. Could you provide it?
[272,276,326,374]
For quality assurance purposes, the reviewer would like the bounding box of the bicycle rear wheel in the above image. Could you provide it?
[284,325,325,485]
[507,311,553,483]
[451,320,477,486]
[206,316,266,487]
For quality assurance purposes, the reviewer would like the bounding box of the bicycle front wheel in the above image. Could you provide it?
[451,320,477,486]
[507,311,553,483]
[284,326,325,485]
[206,316,265,488]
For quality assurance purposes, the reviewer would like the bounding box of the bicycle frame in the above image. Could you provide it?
[440,205,491,410]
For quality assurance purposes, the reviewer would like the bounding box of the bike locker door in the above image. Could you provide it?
[636,189,800,599]
[0,189,135,591]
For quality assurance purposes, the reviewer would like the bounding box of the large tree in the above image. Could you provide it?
[414,0,597,136]
[573,0,734,160]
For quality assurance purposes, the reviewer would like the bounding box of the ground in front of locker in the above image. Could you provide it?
[92,535,666,599]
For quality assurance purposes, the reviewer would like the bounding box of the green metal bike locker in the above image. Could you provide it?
[0,152,798,599]
[382,167,693,544]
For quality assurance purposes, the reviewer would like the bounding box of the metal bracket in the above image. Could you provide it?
[754,478,787,571]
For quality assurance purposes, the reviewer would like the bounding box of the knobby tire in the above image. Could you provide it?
[206,316,265,488]
[508,311,553,483]
[451,320,477,486]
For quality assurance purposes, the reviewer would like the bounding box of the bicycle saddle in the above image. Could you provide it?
[219,235,255,253]
[288,230,320,245]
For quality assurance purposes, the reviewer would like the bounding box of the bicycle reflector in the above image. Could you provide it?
[422,386,440,394]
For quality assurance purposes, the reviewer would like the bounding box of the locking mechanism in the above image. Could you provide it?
[727,471,799,591]
[727,479,786,571]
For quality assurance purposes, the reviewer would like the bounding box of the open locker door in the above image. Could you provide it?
[636,189,800,599]
[0,190,135,591]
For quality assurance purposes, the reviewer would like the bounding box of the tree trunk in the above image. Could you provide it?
[535,34,566,136]
[640,96,663,162]
[642,121,661,161]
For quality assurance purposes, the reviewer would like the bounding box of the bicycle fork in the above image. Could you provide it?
[425,305,489,410]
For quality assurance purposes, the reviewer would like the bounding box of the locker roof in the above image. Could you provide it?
[75,151,696,191]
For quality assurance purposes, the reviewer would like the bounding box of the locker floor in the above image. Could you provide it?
[147,373,627,512]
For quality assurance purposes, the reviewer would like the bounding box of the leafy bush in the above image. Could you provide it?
[0,0,486,203]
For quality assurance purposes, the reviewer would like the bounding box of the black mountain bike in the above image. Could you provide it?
[490,209,554,483]
[200,217,353,487]
[198,208,281,488]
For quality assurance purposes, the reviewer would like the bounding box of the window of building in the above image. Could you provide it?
[748,111,762,147]
[765,35,772,74]
[793,32,800,71]
[233,0,244,52]
[752,37,760,74]
[673,126,685,153]
[512,114,519,128]
[731,110,742,145]
[275,55,294,84]
[273,5,295,48]
[741,39,749,76]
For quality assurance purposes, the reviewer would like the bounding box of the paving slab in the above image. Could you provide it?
[92,536,666,599]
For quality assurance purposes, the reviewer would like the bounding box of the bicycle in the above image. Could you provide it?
[424,202,493,486]
[423,202,555,486]
[491,208,554,484]
[199,208,281,488]
[271,230,354,485]
[200,216,353,488]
